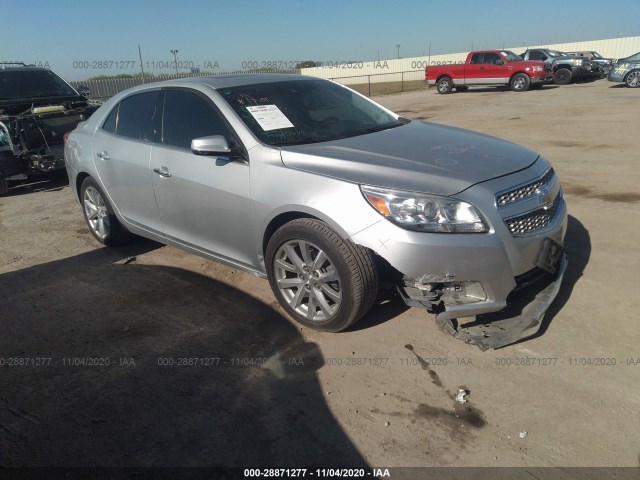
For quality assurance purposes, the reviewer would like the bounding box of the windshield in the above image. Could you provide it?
[547,50,564,58]
[624,52,640,62]
[219,79,403,147]
[591,52,603,59]
[0,69,78,101]
[500,50,523,62]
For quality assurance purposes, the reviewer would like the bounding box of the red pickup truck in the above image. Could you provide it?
[425,50,552,94]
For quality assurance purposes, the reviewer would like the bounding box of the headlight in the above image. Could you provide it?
[572,59,584,66]
[535,65,544,72]
[360,185,488,233]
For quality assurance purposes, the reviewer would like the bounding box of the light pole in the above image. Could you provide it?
[170,49,179,75]
[396,44,401,59]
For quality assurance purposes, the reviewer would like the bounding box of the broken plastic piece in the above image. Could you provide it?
[519,431,528,438]
[455,387,469,404]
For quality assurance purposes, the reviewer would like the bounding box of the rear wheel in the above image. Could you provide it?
[266,218,378,332]
[436,76,453,94]
[625,70,640,88]
[510,73,531,92]
[554,68,572,85]
[80,177,132,246]
[0,178,8,197]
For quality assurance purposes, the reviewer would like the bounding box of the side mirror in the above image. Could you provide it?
[495,59,504,65]
[191,135,231,156]
[191,135,247,161]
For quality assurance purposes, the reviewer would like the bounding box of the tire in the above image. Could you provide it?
[510,73,531,92]
[265,218,378,332]
[436,77,453,94]
[624,70,640,88]
[0,178,8,197]
[80,176,132,246]
[456,86,469,92]
[553,68,572,85]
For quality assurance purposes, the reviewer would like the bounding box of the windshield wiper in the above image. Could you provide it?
[365,122,404,134]
[276,136,326,146]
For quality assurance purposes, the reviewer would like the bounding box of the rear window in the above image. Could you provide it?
[114,91,160,142]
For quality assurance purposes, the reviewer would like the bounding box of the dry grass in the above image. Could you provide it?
[336,79,429,96]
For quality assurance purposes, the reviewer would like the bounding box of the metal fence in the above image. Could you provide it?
[328,70,425,96]
[70,69,299,101]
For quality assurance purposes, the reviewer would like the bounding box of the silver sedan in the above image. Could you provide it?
[65,74,567,349]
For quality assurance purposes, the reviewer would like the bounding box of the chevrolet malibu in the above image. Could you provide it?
[65,74,568,349]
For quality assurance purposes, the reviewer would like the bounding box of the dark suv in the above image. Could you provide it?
[520,49,596,85]
[0,63,97,196]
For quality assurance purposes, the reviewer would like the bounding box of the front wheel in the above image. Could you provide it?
[554,68,572,85]
[266,219,378,332]
[436,77,453,94]
[510,73,531,92]
[80,177,132,246]
[625,70,640,88]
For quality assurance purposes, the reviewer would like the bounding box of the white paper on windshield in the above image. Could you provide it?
[246,105,294,131]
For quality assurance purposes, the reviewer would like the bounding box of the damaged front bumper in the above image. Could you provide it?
[433,254,567,350]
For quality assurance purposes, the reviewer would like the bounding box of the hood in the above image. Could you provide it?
[280,120,539,196]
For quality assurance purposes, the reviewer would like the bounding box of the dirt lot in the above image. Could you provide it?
[1,79,639,474]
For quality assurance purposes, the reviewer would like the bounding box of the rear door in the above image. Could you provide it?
[91,90,163,233]
[151,88,251,264]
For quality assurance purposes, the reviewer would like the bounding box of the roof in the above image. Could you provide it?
[134,73,314,91]
[0,65,50,72]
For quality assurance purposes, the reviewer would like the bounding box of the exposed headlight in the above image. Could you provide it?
[360,185,488,233]
[572,59,584,66]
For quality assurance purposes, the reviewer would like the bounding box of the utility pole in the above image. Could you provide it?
[138,44,145,80]
[171,49,179,75]
[396,44,401,59]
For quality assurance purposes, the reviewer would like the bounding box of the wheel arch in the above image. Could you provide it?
[262,209,351,259]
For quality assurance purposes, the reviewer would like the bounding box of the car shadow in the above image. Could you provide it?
[437,85,559,94]
[349,289,409,331]
[5,170,69,197]
[0,245,368,469]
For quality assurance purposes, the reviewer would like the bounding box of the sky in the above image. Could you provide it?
[2,0,639,81]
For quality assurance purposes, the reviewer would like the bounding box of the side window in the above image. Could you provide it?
[102,103,118,133]
[162,89,233,150]
[116,91,160,142]
[470,54,481,65]
[483,53,501,64]
[529,51,545,61]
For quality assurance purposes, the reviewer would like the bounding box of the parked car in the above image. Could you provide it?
[519,49,595,85]
[0,62,97,196]
[425,50,551,93]
[65,74,568,349]
[565,51,613,77]
[608,52,640,88]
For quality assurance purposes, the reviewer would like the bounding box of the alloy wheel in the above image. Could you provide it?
[83,186,110,240]
[273,239,342,322]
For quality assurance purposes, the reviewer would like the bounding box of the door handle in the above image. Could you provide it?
[153,167,172,178]
[480,67,485,70]
[96,151,110,160]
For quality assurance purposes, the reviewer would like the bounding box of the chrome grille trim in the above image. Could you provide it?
[505,192,563,236]
[496,168,555,207]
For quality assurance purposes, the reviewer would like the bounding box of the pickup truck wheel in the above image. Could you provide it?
[266,218,378,332]
[0,178,8,197]
[80,177,132,246]
[510,73,530,92]
[436,77,453,94]
[553,68,572,85]
[624,70,640,88]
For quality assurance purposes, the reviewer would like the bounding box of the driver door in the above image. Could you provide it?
[150,88,251,265]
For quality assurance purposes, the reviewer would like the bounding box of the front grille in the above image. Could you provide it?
[497,168,555,207]
[505,192,562,236]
